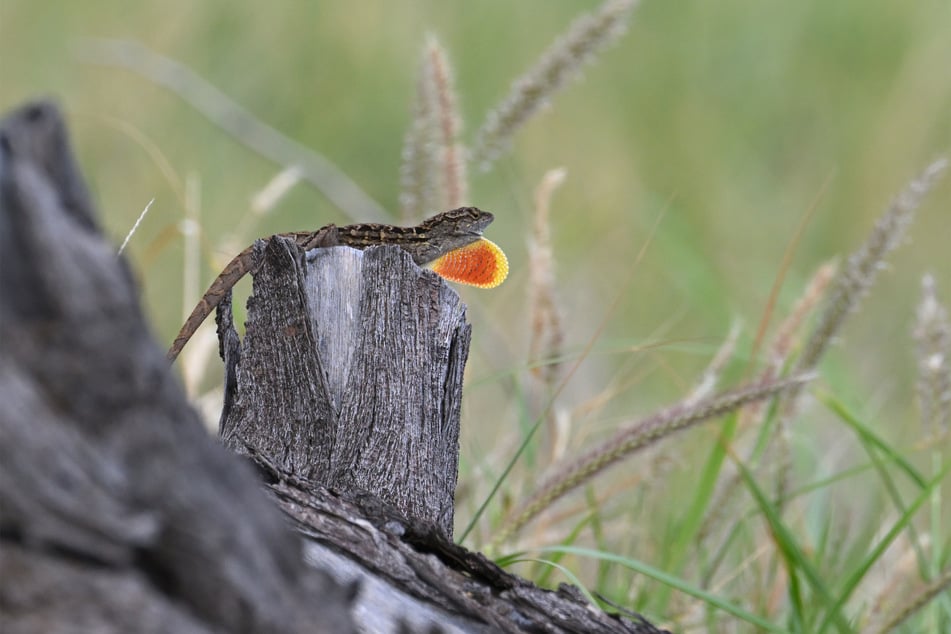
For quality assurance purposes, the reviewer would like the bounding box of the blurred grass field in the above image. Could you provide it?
[3,0,950,631]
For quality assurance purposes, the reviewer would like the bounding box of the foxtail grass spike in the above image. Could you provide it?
[425,35,468,209]
[914,273,951,431]
[795,158,948,374]
[528,168,567,386]
[399,41,440,220]
[470,0,638,170]
[868,565,951,634]
[493,374,812,547]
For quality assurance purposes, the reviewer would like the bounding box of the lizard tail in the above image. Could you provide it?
[166,248,255,362]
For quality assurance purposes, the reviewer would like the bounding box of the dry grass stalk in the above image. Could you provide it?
[470,0,638,169]
[868,564,951,634]
[695,263,835,555]
[914,273,950,432]
[251,166,303,216]
[765,262,839,382]
[80,39,387,222]
[399,35,468,219]
[492,374,813,547]
[765,260,837,510]
[96,114,185,204]
[399,41,440,220]
[526,168,569,466]
[117,198,155,256]
[750,159,951,508]
[764,158,949,519]
[180,172,209,395]
[794,158,948,375]
[528,167,567,385]
[426,36,467,209]
[864,536,929,631]
[684,320,742,406]
[697,187,944,572]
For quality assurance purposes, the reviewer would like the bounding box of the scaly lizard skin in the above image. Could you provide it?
[167,206,499,362]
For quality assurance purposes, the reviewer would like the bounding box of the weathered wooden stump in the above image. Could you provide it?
[0,99,667,634]
[219,238,468,538]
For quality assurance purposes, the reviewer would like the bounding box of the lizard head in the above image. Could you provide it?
[410,207,496,265]
[429,206,495,236]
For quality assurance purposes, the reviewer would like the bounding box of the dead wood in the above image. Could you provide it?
[0,99,667,634]
[0,99,355,634]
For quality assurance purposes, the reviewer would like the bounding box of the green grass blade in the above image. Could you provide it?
[655,414,738,607]
[815,460,951,634]
[535,510,597,587]
[732,454,852,634]
[507,557,600,607]
[534,545,792,633]
[817,392,926,488]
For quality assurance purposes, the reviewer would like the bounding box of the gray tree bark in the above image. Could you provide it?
[219,238,468,538]
[0,100,355,634]
[0,100,667,634]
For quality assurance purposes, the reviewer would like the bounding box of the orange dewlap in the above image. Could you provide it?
[429,237,508,289]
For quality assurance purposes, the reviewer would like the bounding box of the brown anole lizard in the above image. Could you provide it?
[167,206,506,362]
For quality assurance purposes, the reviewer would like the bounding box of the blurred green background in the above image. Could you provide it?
[3,0,950,586]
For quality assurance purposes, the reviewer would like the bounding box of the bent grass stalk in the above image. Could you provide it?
[492,374,813,549]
